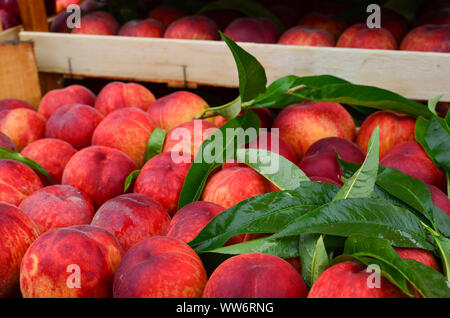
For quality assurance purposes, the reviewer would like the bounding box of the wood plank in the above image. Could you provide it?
[19,32,450,102]
[17,0,48,32]
[0,25,22,42]
[0,41,42,108]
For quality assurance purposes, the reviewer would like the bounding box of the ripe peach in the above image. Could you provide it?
[224,17,275,43]
[356,111,416,156]
[426,184,450,216]
[304,137,366,163]
[95,82,156,116]
[72,11,118,35]
[0,132,17,151]
[45,103,104,150]
[118,18,165,38]
[21,138,77,184]
[298,12,346,38]
[380,141,446,191]
[92,107,156,167]
[298,152,343,185]
[38,85,96,119]
[247,131,298,164]
[278,26,336,47]
[113,236,207,298]
[381,8,409,43]
[18,185,94,234]
[134,151,193,216]
[91,193,171,252]
[62,146,138,209]
[272,101,356,159]
[394,248,440,271]
[337,24,398,50]
[0,99,34,112]
[20,225,123,298]
[88,11,120,34]
[164,16,219,40]
[0,160,43,206]
[0,203,39,297]
[400,25,450,52]
[203,253,308,298]
[147,91,210,131]
[148,6,186,28]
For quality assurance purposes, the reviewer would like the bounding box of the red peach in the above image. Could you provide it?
[0,8,19,30]
[91,193,171,252]
[298,12,346,38]
[278,26,336,47]
[400,25,450,52]
[247,131,298,164]
[337,24,398,50]
[72,12,118,35]
[92,107,156,167]
[88,11,119,34]
[310,176,343,187]
[0,132,17,151]
[148,6,186,28]
[304,137,366,163]
[20,138,77,184]
[20,225,123,298]
[18,185,94,234]
[45,103,104,150]
[426,184,450,216]
[118,18,165,38]
[257,18,281,43]
[0,99,34,112]
[94,82,156,116]
[113,236,207,298]
[381,8,409,43]
[164,16,219,40]
[224,17,276,44]
[0,203,39,297]
[394,247,440,272]
[298,152,343,185]
[38,85,96,119]
[203,253,308,298]
[62,146,138,209]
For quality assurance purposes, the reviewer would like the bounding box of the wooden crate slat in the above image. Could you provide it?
[19,32,450,102]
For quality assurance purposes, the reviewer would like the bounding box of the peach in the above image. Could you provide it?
[298,152,343,185]
[0,159,43,206]
[0,131,17,151]
[20,225,123,298]
[162,119,218,157]
[356,111,416,156]
[224,17,277,43]
[247,131,298,164]
[381,8,409,43]
[304,137,366,163]
[72,11,119,35]
[164,16,219,40]
[427,184,450,216]
[18,185,94,234]
[394,247,440,272]
[0,203,40,297]
[272,101,356,159]
[62,146,138,209]
[214,108,274,128]
[308,261,407,298]
[310,176,343,187]
[38,85,96,119]
[20,138,77,184]
[147,91,210,131]
[167,201,225,243]
[92,107,156,167]
[257,18,281,43]
[45,103,104,150]
[118,18,165,38]
[400,25,450,52]
[91,193,171,252]
[148,6,186,28]
[337,24,398,50]
[0,99,34,112]
[94,82,156,116]
[298,12,346,38]
[134,151,193,216]
[88,11,119,33]
[278,26,336,47]
[113,236,207,298]
[380,141,446,191]
[203,253,308,298]
[0,108,46,151]
[202,166,274,209]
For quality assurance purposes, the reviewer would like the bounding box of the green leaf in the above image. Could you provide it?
[428,95,443,116]
[144,128,167,163]
[235,148,309,191]
[220,32,267,103]
[212,97,242,120]
[310,235,330,286]
[272,198,434,251]
[124,169,141,192]
[421,116,450,173]
[178,111,260,209]
[447,173,450,199]
[190,181,340,253]
[334,127,379,201]
[426,228,450,281]
[0,147,53,184]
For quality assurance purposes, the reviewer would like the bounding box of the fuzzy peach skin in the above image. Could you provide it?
[380,8,409,43]
[224,17,276,44]
[394,248,440,272]
[164,16,219,40]
[0,99,34,112]
[62,146,138,209]
[148,6,186,28]
[38,85,96,120]
[298,12,346,38]
[0,132,17,151]
[87,11,120,34]
[0,159,43,206]
[0,108,46,151]
[203,253,308,298]
[278,26,336,46]
[380,141,446,191]
[0,203,40,297]
[113,236,207,298]
[147,91,210,131]
[400,25,450,53]
[18,185,94,234]
[21,139,77,184]
[91,193,171,252]
[46,104,104,150]
[20,225,123,298]
[162,119,218,158]
[308,261,407,298]
[71,12,119,35]
[92,107,156,167]
[272,101,356,159]
[94,82,156,116]
[118,18,165,38]
[356,111,416,157]
[426,184,450,216]
[337,24,398,50]
[134,151,193,216]
[201,166,275,209]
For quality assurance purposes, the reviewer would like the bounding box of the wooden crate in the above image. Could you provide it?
[0,25,22,42]
[19,32,450,102]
